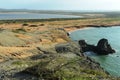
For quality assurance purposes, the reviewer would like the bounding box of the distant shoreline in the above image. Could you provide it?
[0,12,30,14]
[0,18,85,23]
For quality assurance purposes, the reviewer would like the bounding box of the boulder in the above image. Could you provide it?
[55,42,80,53]
[55,42,82,56]
[55,45,69,53]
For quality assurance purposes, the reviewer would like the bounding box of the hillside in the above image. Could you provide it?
[0,17,120,79]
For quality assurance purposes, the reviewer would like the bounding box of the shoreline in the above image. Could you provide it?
[68,27,95,34]
[67,25,120,35]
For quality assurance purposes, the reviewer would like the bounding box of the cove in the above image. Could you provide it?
[70,26,120,77]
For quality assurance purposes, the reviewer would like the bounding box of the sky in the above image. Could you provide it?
[0,0,120,11]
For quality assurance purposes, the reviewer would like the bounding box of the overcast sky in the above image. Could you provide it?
[0,0,120,11]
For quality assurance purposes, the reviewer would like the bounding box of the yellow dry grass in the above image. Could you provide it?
[0,46,34,59]
[0,18,119,62]
[15,33,32,39]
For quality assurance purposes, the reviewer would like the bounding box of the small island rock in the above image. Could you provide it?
[79,38,115,55]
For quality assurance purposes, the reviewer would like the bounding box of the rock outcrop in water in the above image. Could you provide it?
[79,38,115,55]
[96,38,115,55]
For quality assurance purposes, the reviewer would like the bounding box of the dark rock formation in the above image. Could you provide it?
[67,32,70,36]
[79,40,96,53]
[55,42,80,53]
[79,38,115,55]
[96,38,115,55]
[55,45,69,53]
[86,25,110,28]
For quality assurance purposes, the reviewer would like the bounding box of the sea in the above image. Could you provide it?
[70,26,120,77]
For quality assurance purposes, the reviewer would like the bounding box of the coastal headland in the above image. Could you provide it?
[0,17,120,79]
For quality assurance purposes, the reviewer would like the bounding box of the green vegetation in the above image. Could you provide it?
[12,61,24,65]
[0,18,83,24]
[22,23,29,26]
[23,42,115,80]
[25,56,111,80]
[12,60,38,67]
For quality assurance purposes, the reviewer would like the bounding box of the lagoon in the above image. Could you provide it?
[0,13,81,20]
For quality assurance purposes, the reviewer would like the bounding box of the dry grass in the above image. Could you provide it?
[0,18,119,62]
[15,33,32,39]
[0,46,34,60]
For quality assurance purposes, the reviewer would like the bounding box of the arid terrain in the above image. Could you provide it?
[0,17,120,80]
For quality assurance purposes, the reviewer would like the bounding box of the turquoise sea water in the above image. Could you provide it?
[70,26,120,77]
[0,13,81,20]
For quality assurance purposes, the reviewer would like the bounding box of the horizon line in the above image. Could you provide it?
[0,8,120,12]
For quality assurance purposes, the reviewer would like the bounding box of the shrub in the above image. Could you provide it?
[12,28,26,33]
[29,25,38,27]
[39,24,45,26]
[22,23,29,26]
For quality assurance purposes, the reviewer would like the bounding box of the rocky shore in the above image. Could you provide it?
[20,42,114,80]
